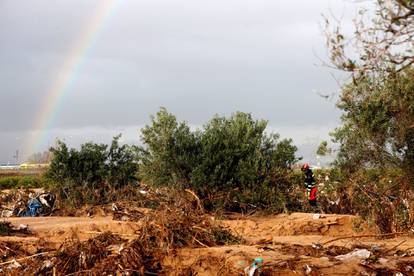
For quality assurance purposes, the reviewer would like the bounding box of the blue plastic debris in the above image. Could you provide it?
[19,198,42,217]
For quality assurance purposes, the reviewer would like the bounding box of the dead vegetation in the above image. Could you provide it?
[2,192,242,275]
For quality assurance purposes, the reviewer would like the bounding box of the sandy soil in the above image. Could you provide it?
[2,213,414,275]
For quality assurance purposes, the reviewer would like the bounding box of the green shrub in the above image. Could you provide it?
[0,176,44,190]
[46,135,139,205]
[139,108,301,211]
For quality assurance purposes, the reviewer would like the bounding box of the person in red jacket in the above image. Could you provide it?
[301,163,317,207]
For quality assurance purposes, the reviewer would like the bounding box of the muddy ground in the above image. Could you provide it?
[1,212,414,275]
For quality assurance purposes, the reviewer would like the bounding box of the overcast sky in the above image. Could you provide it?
[0,0,365,164]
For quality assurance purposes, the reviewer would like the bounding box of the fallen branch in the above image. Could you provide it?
[383,239,406,254]
[185,189,204,212]
[81,231,138,237]
[193,237,209,248]
[0,251,51,266]
[322,232,406,245]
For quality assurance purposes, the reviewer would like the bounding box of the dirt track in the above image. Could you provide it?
[2,213,414,275]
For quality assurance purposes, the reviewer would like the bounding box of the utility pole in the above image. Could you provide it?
[13,150,19,165]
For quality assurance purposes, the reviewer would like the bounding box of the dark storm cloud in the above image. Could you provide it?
[0,0,364,162]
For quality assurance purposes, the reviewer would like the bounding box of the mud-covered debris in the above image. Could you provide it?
[405,265,414,272]
[378,258,388,265]
[0,221,31,236]
[7,259,21,270]
[111,201,146,222]
[395,249,414,257]
[17,224,28,231]
[5,194,241,275]
[335,249,371,261]
[371,244,381,252]
[0,241,30,261]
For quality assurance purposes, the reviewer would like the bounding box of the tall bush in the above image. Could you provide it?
[139,108,300,210]
[46,135,139,203]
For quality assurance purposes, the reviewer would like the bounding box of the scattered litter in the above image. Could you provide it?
[312,243,323,249]
[18,224,28,231]
[1,191,56,217]
[111,203,119,211]
[312,213,321,220]
[304,264,312,275]
[371,244,381,252]
[335,249,371,261]
[41,260,53,270]
[244,257,263,276]
[7,259,21,270]
[0,210,13,218]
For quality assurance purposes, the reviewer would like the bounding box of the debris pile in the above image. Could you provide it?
[111,201,146,222]
[4,192,241,275]
[0,190,55,217]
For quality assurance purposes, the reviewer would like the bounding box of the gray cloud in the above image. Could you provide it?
[0,0,366,163]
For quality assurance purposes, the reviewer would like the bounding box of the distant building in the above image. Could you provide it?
[19,163,49,169]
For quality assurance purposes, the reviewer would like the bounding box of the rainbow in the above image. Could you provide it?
[25,0,120,157]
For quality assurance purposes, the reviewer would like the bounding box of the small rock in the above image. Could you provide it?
[313,213,321,220]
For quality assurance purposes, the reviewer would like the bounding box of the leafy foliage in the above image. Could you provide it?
[0,176,44,189]
[324,0,414,182]
[331,69,414,178]
[139,107,200,187]
[46,135,139,204]
[316,141,331,156]
[139,108,300,210]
